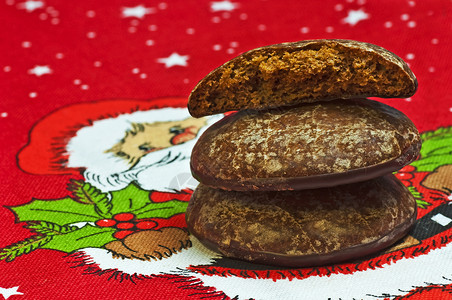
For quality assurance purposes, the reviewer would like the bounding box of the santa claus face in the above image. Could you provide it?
[106,118,207,168]
[63,107,222,193]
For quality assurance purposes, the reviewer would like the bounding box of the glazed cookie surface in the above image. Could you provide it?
[188,39,417,117]
[191,98,421,191]
[186,175,417,267]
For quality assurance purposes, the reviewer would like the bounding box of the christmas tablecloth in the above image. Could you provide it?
[1,0,452,299]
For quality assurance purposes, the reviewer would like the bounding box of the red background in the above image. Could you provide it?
[1,0,451,299]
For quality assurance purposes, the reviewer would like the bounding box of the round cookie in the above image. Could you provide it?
[191,98,421,191]
[188,39,417,118]
[186,175,417,267]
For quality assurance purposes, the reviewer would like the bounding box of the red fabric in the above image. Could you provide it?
[1,0,452,299]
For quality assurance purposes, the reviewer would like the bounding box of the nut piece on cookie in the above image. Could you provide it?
[188,39,417,117]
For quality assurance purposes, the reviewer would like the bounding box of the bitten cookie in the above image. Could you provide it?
[188,39,417,117]
[191,98,421,191]
[186,175,417,267]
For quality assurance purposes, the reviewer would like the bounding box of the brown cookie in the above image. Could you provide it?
[186,175,417,267]
[191,98,421,191]
[188,39,417,117]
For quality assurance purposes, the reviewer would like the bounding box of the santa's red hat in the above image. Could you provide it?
[18,98,188,175]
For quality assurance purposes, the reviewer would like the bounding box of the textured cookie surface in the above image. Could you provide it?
[191,98,421,191]
[186,175,417,267]
[188,39,417,117]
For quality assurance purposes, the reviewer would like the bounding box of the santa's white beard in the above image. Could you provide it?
[66,109,223,193]
[83,140,199,193]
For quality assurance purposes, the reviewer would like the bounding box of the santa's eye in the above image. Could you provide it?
[116,151,128,157]
[139,144,154,152]
[169,125,184,134]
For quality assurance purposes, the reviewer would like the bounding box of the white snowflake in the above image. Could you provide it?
[210,1,239,12]
[0,286,23,300]
[28,65,52,76]
[157,53,189,68]
[121,5,152,19]
[18,0,44,12]
[342,9,369,26]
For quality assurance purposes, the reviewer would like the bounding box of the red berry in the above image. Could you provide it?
[113,230,134,239]
[95,219,116,227]
[395,172,414,180]
[113,213,135,222]
[399,165,415,173]
[136,220,158,230]
[116,222,135,230]
[401,180,411,187]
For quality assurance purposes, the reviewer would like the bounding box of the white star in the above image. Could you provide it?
[28,65,52,76]
[121,5,152,19]
[18,0,44,12]
[157,53,189,68]
[342,9,369,26]
[210,1,239,12]
[0,286,23,300]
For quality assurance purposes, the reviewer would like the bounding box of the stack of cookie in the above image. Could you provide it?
[185,40,421,267]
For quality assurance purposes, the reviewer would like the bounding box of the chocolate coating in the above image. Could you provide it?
[188,39,417,117]
[191,98,421,191]
[186,175,417,267]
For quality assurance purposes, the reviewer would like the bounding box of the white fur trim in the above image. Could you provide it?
[79,237,221,276]
[194,241,452,299]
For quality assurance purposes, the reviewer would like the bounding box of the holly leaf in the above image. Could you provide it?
[108,182,189,218]
[41,224,115,253]
[26,221,79,235]
[109,182,153,214]
[0,222,115,260]
[4,181,190,260]
[0,235,53,262]
[68,179,112,218]
[411,126,452,172]
[9,197,100,225]
[133,200,188,219]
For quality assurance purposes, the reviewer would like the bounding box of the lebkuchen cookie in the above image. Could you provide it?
[191,98,421,191]
[186,39,421,267]
[188,39,417,118]
[186,175,417,267]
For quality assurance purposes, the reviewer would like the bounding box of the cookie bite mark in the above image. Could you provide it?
[188,39,417,117]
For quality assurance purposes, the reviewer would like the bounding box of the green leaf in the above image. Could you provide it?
[109,182,153,214]
[68,179,112,218]
[408,185,422,199]
[26,221,78,236]
[3,181,191,259]
[411,157,452,172]
[416,199,432,209]
[108,182,189,218]
[0,235,53,262]
[411,126,452,172]
[9,197,100,225]
[41,224,116,253]
[133,200,188,219]
[407,186,430,209]
[418,126,452,140]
